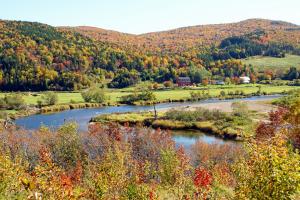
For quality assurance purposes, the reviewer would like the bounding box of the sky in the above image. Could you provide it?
[1,0,299,34]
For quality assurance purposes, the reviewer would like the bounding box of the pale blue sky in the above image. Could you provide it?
[1,0,299,34]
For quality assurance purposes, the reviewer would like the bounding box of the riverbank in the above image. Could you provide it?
[40,102,106,113]
[7,102,112,120]
[91,98,277,140]
[91,100,273,140]
[1,83,297,121]
[91,113,242,140]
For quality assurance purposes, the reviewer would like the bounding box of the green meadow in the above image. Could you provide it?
[242,54,300,71]
[0,84,299,106]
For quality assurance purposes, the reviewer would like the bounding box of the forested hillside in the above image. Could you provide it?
[0,19,300,91]
[0,20,104,90]
[68,19,300,53]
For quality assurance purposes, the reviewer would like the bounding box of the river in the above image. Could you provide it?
[15,95,281,147]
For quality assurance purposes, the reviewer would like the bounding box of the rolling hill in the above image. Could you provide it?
[65,19,300,53]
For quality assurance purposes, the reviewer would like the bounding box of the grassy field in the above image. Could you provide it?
[0,92,85,105]
[242,54,300,71]
[0,84,299,106]
[152,84,299,101]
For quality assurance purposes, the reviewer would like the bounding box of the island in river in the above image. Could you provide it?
[15,95,279,147]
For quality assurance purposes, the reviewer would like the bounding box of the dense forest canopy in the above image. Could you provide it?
[68,19,300,54]
[0,19,300,91]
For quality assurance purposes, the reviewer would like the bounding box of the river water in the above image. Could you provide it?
[15,95,280,147]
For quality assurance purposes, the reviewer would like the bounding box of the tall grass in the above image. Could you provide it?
[40,103,103,113]
[165,107,228,122]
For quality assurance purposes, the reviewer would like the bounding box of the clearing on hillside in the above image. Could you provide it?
[242,54,300,71]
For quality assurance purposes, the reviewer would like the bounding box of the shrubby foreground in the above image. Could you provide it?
[0,98,300,199]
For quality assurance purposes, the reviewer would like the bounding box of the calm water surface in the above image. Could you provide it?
[15,95,281,147]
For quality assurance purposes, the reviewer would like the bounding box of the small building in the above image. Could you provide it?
[215,80,225,85]
[240,76,250,84]
[177,77,192,87]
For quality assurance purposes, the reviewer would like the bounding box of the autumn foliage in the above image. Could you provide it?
[1,19,299,91]
[1,97,300,199]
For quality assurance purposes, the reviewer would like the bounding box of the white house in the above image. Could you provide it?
[240,76,250,84]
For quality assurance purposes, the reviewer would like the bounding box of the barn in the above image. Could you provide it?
[177,77,192,87]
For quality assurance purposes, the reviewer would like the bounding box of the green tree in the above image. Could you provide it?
[188,66,212,84]
[108,69,140,88]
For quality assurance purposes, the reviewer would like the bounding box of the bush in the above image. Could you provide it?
[0,98,7,109]
[233,135,300,199]
[273,89,300,107]
[93,90,106,103]
[41,92,58,106]
[3,118,299,199]
[81,90,93,102]
[120,90,156,104]
[163,81,173,88]
[165,108,227,122]
[0,94,25,110]
[220,90,226,97]
[231,102,248,117]
[190,91,210,101]
[191,140,242,168]
[81,87,106,103]
[70,99,77,104]
[153,83,159,90]
[0,111,8,119]
[51,122,85,170]
[0,154,29,199]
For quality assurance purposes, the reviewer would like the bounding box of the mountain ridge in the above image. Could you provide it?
[62,18,300,35]
[61,18,300,53]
